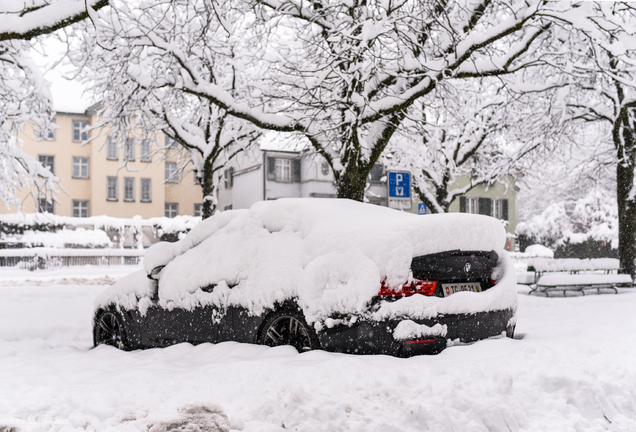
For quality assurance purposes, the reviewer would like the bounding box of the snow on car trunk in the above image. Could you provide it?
[99,198,515,323]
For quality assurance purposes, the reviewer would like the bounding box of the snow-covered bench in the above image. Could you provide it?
[525,258,633,296]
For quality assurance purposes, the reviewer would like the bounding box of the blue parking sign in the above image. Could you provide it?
[388,171,411,198]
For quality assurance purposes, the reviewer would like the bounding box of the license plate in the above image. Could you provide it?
[441,282,482,297]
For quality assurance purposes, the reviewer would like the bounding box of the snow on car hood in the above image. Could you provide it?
[96,198,516,323]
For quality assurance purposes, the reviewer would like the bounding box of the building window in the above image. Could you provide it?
[275,158,291,182]
[165,161,178,183]
[38,155,55,175]
[125,138,135,161]
[72,120,89,142]
[141,178,152,202]
[107,176,118,201]
[194,203,202,217]
[224,167,234,189]
[72,200,89,217]
[493,198,502,219]
[368,164,384,183]
[165,135,178,148]
[267,157,300,182]
[459,196,508,220]
[321,162,329,176]
[124,177,135,201]
[140,140,151,162]
[46,124,56,140]
[72,157,89,178]
[107,137,117,160]
[38,198,54,214]
[165,203,178,218]
[492,198,509,220]
[460,196,478,214]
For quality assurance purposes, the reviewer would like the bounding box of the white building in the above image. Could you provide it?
[218,146,337,210]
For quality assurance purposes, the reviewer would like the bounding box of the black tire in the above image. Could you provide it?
[258,308,321,353]
[94,309,130,350]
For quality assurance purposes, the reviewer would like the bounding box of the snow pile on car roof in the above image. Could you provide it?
[97,198,516,322]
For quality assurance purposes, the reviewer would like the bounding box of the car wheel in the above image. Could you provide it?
[506,324,516,339]
[94,310,129,350]
[259,309,321,353]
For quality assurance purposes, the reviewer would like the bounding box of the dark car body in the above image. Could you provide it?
[94,248,515,356]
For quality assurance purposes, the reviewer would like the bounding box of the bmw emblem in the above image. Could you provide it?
[464,262,471,273]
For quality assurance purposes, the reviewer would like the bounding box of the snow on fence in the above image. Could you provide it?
[0,248,145,271]
[0,212,201,249]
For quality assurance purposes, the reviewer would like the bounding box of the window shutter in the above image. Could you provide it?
[459,196,466,213]
[267,157,276,181]
[502,199,509,221]
[479,198,492,216]
[292,159,301,182]
[229,167,234,188]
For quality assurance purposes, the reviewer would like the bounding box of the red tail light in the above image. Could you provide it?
[378,279,438,298]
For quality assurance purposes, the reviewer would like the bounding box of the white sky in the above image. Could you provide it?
[31,36,93,113]
[45,68,91,113]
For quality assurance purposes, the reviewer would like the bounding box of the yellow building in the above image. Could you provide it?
[2,110,203,218]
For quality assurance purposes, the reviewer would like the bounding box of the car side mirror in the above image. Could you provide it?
[147,265,165,281]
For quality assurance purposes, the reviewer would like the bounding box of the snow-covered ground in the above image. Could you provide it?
[1,267,635,432]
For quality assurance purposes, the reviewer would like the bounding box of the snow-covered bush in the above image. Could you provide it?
[517,190,618,257]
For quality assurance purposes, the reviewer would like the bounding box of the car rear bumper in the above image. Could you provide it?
[317,308,515,357]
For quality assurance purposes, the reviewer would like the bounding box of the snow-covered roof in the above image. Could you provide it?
[258,131,308,152]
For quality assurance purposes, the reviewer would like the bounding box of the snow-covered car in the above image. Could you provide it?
[93,199,517,356]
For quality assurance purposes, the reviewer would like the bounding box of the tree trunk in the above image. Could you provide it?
[201,158,217,219]
[615,122,636,276]
[334,116,403,201]
[336,165,367,201]
[616,163,636,275]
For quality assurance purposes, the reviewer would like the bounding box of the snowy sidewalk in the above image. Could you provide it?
[0,265,141,286]
[0,273,635,431]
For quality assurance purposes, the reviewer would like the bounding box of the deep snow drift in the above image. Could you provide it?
[96,198,516,326]
[0,268,635,431]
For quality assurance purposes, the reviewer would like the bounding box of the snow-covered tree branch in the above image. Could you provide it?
[81,0,261,218]
[0,0,108,209]
[0,0,109,42]
[385,76,565,214]
[83,0,559,201]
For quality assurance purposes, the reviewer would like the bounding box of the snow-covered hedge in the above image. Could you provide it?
[0,213,201,248]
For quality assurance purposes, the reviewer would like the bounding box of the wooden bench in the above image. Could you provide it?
[524,258,633,296]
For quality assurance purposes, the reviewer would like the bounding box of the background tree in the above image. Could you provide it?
[541,2,636,275]
[0,0,108,209]
[79,0,261,218]
[83,0,560,202]
[161,103,260,218]
[385,77,566,213]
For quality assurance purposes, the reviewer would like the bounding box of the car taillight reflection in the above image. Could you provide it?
[378,280,437,298]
